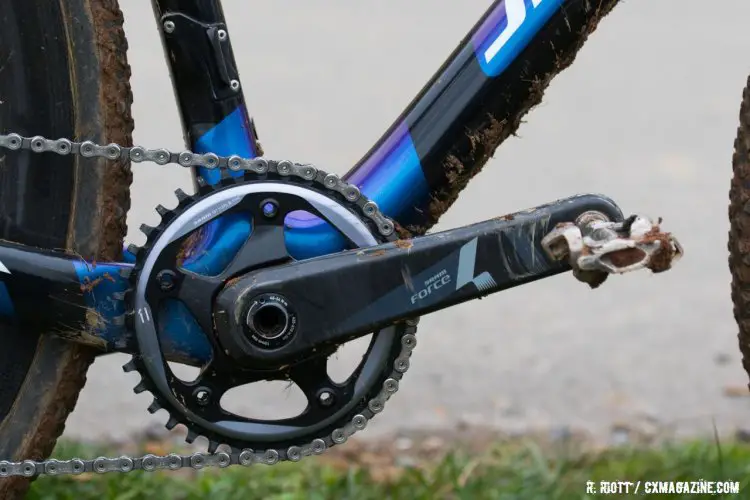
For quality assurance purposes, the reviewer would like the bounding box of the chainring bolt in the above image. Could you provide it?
[0,130,421,467]
[261,200,278,218]
[156,269,177,291]
[193,387,212,406]
[317,390,335,407]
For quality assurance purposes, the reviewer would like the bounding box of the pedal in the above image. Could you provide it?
[541,212,683,288]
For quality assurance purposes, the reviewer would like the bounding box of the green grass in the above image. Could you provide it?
[27,437,750,500]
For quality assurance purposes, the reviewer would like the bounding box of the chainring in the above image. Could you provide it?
[124,169,418,459]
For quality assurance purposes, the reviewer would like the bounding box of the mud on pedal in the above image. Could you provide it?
[541,211,684,288]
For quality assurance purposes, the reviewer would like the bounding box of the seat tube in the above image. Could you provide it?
[150,0,261,187]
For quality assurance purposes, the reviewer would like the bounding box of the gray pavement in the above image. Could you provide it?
[63,0,750,444]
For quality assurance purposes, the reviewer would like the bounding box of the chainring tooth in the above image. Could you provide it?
[165,416,179,430]
[185,430,198,444]
[132,378,147,395]
[207,441,220,454]
[140,224,156,237]
[147,399,162,414]
[174,188,191,204]
[126,244,142,258]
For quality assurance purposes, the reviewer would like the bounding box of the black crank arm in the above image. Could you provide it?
[215,194,623,364]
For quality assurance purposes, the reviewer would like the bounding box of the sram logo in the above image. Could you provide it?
[410,270,451,304]
[484,0,543,63]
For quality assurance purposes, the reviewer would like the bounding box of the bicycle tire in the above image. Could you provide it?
[730,74,750,388]
[0,0,132,497]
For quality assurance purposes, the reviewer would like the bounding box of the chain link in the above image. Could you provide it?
[0,133,416,476]
[0,134,393,237]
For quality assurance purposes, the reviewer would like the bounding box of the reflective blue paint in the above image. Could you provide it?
[72,261,211,364]
[158,299,213,363]
[472,0,564,77]
[345,123,429,224]
[0,282,14,318]
[74,262,129,340]
[195,107,256,184]
[180,212,252,275]
[23,1,570,366]
[155,106,260,362]
[283,215,349,260]
[191,105,353,262]
[280,122,429,258]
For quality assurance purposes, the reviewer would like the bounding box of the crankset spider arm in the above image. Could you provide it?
[140,189,329,360]
[149,221,290,339]
[192,355,355,427]
[136,333,396,450]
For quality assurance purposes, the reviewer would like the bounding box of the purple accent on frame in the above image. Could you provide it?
[471,0,565,77]
[472,1,511,50]
[346,122,411,186]
[286,121,428,229]
[346,122,428,222]
[195,106,257,184]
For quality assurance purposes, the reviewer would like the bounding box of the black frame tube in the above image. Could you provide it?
[150,0,260,184]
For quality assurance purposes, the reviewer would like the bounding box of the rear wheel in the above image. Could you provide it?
[729,75,750,387]
[0,0,132,496]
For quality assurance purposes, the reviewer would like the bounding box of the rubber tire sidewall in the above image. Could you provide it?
[0,0,133,497]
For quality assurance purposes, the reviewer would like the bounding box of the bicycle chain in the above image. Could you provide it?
[0,132,419,478]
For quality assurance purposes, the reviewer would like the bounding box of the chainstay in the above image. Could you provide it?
[0,132,418,477]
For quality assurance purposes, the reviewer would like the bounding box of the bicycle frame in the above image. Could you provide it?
[0,0,610,365]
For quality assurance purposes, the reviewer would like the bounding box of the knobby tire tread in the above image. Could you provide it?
[730,74,750,389]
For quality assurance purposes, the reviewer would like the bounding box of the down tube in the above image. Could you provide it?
[289,0,569,250]
[345,0,569,231]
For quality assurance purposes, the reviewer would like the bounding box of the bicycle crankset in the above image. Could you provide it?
[0,132,684,477]
[125,168,418,460]
[125,170,685,460]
